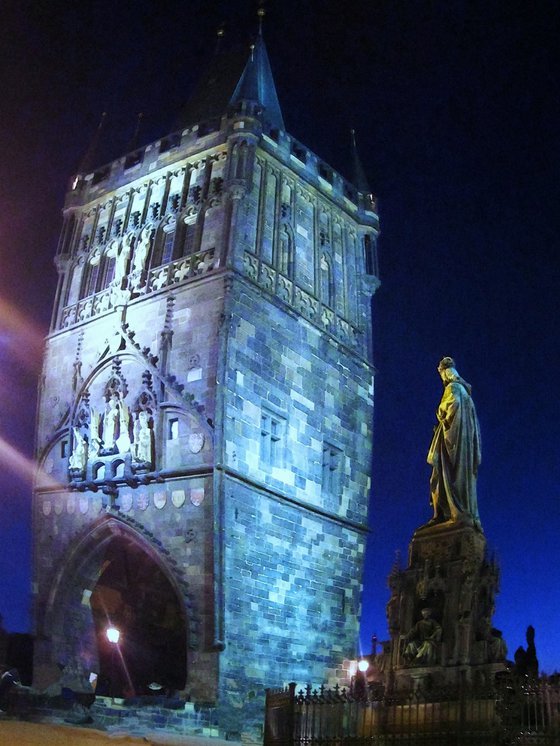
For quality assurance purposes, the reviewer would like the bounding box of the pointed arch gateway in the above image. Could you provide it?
[42,515,191,696]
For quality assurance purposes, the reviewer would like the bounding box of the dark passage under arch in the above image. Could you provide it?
[90,535,187,697]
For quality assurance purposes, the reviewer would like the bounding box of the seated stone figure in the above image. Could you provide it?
[403,608,442,666]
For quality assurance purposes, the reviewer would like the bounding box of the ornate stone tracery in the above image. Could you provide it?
[61,312,212,492]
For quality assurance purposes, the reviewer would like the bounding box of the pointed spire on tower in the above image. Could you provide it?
[77,112,107,174]
[350,129,371,195]
[228,7,285,130]
[126,112,144,154]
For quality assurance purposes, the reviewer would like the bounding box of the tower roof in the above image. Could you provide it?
[172,46,248,131]
[228,30,285,131]
[172,23,284,133]
[350,129,371,194]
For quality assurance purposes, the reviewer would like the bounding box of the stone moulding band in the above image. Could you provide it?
[59,247,217,330]
[217,463,369,535]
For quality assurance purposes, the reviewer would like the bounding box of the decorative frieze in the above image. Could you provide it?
[243,251,360,350]
[60,248,217,329]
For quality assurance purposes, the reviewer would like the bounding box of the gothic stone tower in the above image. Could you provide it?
[32,31,380,734]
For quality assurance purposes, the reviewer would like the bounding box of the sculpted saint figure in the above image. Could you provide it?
[68,427,87,472]
[102,395,120,451]
[132,226,152,274]
[89,407,101,457]
[116,400,131,453]
[427,357,482,528]
[403,608,442,666]
[108,237,131,287]
[134,411,153,464]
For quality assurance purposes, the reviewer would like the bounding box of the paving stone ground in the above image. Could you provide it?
[0,718,237,745]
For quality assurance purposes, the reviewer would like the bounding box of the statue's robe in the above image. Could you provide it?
[427,379,482,525]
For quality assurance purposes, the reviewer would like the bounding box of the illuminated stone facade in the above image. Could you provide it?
[32,38,379,735]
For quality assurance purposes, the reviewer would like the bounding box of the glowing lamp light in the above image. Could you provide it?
[106,626,120,644]
[358,659,369,672]
[348,660,358,677]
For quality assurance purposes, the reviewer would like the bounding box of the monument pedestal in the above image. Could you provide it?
[384,520,506,691]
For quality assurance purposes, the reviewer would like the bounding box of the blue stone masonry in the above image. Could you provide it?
[33,33,379,739]
[221,479,366,722]
[223,278,373,523]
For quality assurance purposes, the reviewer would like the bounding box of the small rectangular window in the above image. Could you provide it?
[124,150,143,170]
[159,133,181,154]
[91,166,110,186]
[197,118,220,137]
[260,409,284,466]
[291,143,307,164]
[322,443,341,496]
[168,418,179,440]
[61,441,68,458]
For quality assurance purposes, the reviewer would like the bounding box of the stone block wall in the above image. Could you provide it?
[213,273,373,732]
[222,278,373,522]
[220,478,366,733]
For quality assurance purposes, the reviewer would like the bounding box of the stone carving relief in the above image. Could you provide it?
[68,359,156,481]
[403,608,442,666]
[130,224,153,289]
[188,432,205,454]
[68,428,87,472]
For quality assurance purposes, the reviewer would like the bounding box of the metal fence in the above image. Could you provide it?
[264,679,560,746]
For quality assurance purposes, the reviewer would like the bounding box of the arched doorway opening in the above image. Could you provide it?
[90,533,187,697]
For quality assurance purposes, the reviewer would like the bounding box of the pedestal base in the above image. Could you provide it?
[383,520,506,691]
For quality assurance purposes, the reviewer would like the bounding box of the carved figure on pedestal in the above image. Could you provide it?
[89,407,101,457]
[486,624,507,663]
[426,357,482,529]
[68,427,87,474]
[403,608,442,666]
[116,400,131,453]
[130,226,152,290]
[108,237,131,288]
[132,226,152,273]
[134,411,153,465]
[102,394,120,453]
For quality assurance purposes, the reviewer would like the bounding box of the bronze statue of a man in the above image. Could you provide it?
[427,357,482,528]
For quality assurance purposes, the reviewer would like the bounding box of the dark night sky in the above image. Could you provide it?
[1,1,559,671]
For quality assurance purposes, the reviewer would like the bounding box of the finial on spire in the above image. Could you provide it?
[349,127,372,196]
[215,22,225,54]
[257,5,266,35]
[228,11,285,131]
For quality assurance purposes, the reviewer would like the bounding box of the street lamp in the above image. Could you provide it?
[106,626,120,645]
[106,626,120,699]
